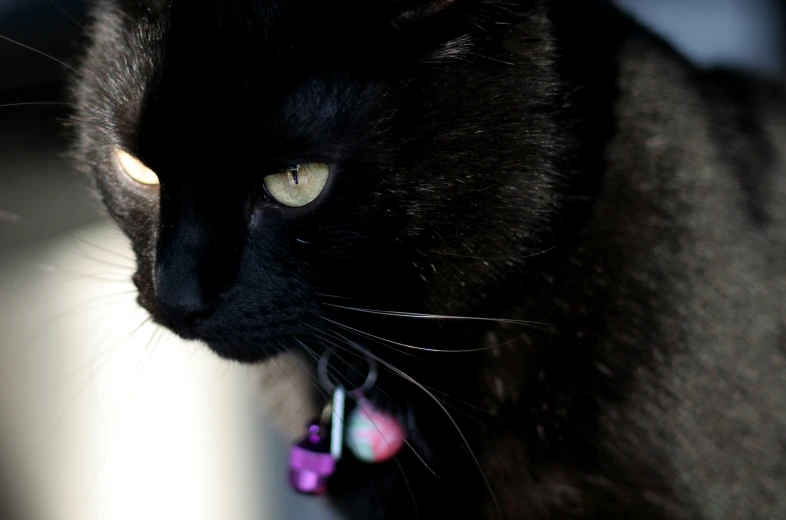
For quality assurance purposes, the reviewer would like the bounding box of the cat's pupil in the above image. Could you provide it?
[291,166,300,185]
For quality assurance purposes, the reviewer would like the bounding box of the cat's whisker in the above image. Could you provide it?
[48,0,85,30]
[0,33,85,77]
[78,324,166,507]
[21,261,133,283]
[296,337,439,480]
[305,326,418,386]
[280,340,393,514]
[334,332,504,520]
[307,327,495,484]
[0,102,69,110]
[314,328,499,420]
[46,315,154,391]
[305,321,417,358]
[323,303,554,328]
[41,317,158,451]
[321,315,541,354]
[314,292,368,303]
[13,292,139,361]
[323,304,571,346]
[67,234,138,265]
[294,338,423,517]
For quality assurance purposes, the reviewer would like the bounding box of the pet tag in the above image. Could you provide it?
[346,395,406,463]
[288,401,336,495]
[330,385,346,460]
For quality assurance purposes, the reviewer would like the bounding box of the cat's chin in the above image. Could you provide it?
[200,339,278,364]
[140,307,288,364]
[172,326,284,364]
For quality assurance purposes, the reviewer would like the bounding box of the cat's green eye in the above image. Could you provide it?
[263,163,329,208]
[116,149,160,186]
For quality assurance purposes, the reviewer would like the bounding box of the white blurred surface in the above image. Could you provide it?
[0,223,271,520]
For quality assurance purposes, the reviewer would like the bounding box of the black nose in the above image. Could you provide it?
[155,281,214,327]
[154,259,215,328]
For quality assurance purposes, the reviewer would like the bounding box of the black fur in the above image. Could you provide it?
[71,1,786,519]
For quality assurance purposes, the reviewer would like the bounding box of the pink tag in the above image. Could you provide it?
[346,398,406,463]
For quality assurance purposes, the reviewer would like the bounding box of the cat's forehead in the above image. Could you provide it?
[83,1,397,162]
[113,0,393,37]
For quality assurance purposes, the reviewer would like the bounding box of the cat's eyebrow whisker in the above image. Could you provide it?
[48,0,85,29]
[0,33,86,77]
[333,332,504,520]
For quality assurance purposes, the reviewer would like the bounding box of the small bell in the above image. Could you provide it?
[288,421,335,495]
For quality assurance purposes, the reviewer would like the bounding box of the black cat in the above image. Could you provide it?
[71,1,786,519]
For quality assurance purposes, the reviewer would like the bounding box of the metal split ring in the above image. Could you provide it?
[317,348,377,396]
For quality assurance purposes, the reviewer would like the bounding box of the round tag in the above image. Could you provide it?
[346,399,406,463]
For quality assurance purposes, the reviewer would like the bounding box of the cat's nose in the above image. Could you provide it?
[155,278,214,327]
[155,284,214,327]
[154,263,215,328]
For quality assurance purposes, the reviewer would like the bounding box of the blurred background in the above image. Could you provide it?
[0,1,784,519]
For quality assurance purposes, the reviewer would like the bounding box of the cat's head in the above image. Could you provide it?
[71,0,576,362]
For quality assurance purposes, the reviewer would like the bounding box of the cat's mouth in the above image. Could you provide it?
[133,279,299,363]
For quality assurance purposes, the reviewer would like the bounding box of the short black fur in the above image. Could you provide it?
[72,1,786,519]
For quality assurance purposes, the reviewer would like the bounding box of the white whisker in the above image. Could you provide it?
[0,102,69,109]
[0,33,84,76]
[334,332,504,520]
[49,0,85,29]
[296,338,425,518]
[324,303,554,329]
[297,336,439,483]
[321,315,547,354]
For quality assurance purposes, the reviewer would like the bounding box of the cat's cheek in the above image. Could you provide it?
[248,205,285,231]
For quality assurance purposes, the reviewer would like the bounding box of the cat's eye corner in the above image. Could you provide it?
[116,148,160,186]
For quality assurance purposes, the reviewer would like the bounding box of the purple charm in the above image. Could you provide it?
[289,421,336,495]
